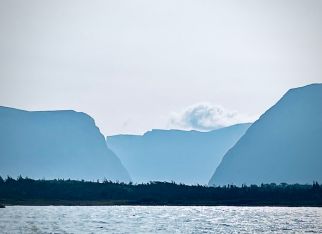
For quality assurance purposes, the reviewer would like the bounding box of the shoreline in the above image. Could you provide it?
[2,200,322,207]
[1,178,321,208]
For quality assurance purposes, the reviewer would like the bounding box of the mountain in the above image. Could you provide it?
[209,83,322,186]
[0,106,130,182]
[106,123,250,184]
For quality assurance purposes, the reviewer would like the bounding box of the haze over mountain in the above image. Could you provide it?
[209,84,322,186]
[107,123,250,185]
[0,106,130,182]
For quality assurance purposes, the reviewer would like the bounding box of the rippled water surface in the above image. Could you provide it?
[1,206,322,233]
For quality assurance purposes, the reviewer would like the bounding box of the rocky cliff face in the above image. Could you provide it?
[209,84,322,186]
[0,106,130,182]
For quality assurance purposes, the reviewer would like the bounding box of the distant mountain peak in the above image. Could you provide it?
[107,123,251,184]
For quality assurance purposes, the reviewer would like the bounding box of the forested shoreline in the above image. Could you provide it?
[0,177,321,207]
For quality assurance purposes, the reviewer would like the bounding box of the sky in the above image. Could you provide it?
[1,0,322,135]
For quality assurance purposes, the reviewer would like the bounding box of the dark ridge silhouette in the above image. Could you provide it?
[0,177,321,207]
[210,84,322,186]
[0,106,130,182]
[107,124,250,184]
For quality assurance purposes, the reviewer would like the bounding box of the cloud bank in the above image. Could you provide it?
[169,103,254,131]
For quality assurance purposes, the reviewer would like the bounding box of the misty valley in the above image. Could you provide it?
[1,84,321,192]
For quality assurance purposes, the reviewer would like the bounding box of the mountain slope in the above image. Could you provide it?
[209,83,322,186]
[0,106,130,182]
[107,124,250,184]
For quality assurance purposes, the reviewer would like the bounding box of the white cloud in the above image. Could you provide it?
[169,103,254,131]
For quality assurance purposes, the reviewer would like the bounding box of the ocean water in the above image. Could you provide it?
[0,206,321,233]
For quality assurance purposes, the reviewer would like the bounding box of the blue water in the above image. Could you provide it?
[0,206,321,233]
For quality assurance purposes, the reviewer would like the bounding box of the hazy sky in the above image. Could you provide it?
[1,0,321,135]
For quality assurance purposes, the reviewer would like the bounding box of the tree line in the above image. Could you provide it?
[0,176,321,206]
